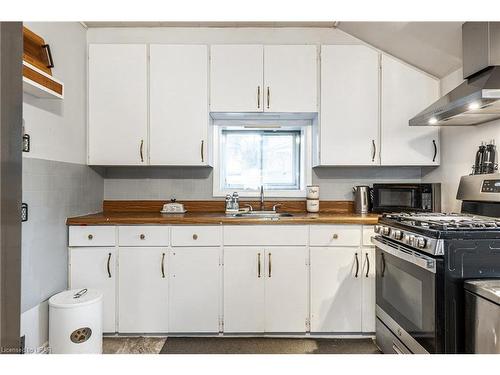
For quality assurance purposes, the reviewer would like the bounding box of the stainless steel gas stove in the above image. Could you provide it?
[373,174,500,354]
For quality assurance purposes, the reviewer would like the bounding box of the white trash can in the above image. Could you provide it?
[49,288,103,354]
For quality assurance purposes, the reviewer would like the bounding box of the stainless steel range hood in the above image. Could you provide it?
[410,22,500,126]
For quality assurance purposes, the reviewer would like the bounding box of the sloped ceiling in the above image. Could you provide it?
[338,22,463,78]
[84,21,464,78]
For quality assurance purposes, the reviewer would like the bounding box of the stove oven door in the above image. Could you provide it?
[374,236,438,353]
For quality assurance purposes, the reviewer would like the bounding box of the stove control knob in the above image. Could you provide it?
[374,225,382,234]
[391,230,403,240]
[382,226,391,236]
[416,237,427,249]
[407,235,416,246]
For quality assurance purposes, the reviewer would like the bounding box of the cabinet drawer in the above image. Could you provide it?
[69,226,116,247]
[118,226,170,246]
[171,226,221,247]
[224,225,308,246]
[362,225,376,246]
[310,225,361,247]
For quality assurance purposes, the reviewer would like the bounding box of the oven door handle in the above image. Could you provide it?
[372,237,436,273]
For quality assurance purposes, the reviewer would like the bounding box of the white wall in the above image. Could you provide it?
[23,22,87,164]
[21,22,104,353]
[423,67,500,212]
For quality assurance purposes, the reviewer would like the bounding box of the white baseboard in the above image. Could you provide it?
[20,301,49,354]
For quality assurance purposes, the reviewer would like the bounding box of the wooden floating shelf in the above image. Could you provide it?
[22,61,64,99]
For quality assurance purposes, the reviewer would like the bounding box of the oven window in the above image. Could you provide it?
[382,263,423,329]
[379,189,415,207]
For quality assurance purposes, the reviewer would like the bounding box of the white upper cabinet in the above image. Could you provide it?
[320,45,380,165]
[263,45,318,112]
[150,45,209,166]
[381,55,440,166]
[210,45,317,113]
[88,44,148,165]
[210,45,264,112]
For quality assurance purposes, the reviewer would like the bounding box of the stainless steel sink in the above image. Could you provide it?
[230,211,294,219]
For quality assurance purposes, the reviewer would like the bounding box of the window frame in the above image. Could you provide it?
[212,121,312,198]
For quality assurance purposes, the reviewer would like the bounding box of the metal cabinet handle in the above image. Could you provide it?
[88,234,93,240]
[257,252,261,278]
[161,252,166,278]
[140,234,145,240]
[332,233,338,240]
[372,139,376,162]
[140,139,144,162]
[192,234,198,240]
[365,253,370,278]
[266,87,270,109]
[268,253,272,278]
[42,44,54,68]
[432,140,437,162]
[257,86,261,108]
[200,140,204,163]
[354,252,359,278]
[107,253,112,278]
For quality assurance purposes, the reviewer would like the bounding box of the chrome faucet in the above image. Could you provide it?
[260,185,265,211]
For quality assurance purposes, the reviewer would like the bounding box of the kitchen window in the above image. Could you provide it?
[213,123,312,197]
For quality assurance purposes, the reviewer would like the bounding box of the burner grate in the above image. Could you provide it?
[383,212,500,231]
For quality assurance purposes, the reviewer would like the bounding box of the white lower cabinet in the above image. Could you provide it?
[361,247,376,333]
[223,246,308,333]
[69,247,117,333]
[310,247,362,333]
[69,223,375,336]
[168,247,221,333]
[224,247,266,333]
[118,247,169,333]
[310,245,375,333]
[264,247,308,333]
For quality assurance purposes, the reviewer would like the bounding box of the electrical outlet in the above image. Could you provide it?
[22,134,30,152]
[20,335,25,354]
[21,203,28,222]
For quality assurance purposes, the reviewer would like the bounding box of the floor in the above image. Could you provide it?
[103,336,381,354]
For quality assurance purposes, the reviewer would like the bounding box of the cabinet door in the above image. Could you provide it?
[210,45,263,112]
[320,45,380,165]
[169,247,221,333]
[381,55,440,166]
[223,247,265,333]
[264,45,318,112]
[150,45,209,166]
[118,247,168,333]
[264,247,308,333]
[310,247,362,332]
[69,248,117,333]
[88,44,148,165]
[361,247,376,333]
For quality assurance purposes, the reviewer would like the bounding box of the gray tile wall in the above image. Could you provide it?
[22,158,104,312]
[103,166,422,200]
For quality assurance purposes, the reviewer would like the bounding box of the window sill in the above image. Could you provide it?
[213,190,307,198]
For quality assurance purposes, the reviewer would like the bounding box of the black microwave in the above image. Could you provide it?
[371,183,441,213]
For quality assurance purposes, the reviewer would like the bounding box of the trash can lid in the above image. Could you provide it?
[49,289,103,309]
[465,279,500,305]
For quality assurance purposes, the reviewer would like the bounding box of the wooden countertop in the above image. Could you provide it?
[66,211,380,225]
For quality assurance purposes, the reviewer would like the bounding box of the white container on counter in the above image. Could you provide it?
[306,199,320,213]
[306,185,320,199]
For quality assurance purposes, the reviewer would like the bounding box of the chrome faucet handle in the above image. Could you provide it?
[272,203,282,212]
[243,204,253,212]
